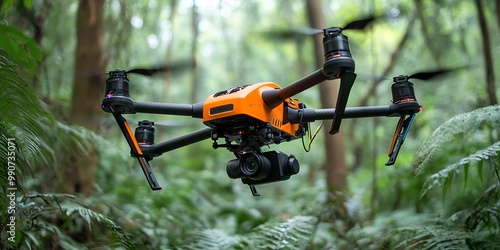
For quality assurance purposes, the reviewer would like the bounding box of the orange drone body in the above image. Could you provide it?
[202,82,302,137]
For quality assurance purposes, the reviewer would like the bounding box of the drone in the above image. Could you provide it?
[101,16,454,196]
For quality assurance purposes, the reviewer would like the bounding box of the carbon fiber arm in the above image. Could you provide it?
[287,102,421,123]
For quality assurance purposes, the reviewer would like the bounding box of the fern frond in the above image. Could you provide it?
[0,23,45,209]
[62,202,117,231]
[420,140,500,198]
[236,215,316,249]
[395,223,473,250]
[61,198,135,249]
[13,193,135,249]
[33,220,83,250]
[179,229,241,250]
[413,105,500,175]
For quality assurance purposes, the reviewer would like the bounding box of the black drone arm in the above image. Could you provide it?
[140,127,212,156]
[108,100,210,157]
[287,101,421,166]
[287,102,421,123]
[134,101,204,118]
[262,68,328,108]
[262,68,357,136]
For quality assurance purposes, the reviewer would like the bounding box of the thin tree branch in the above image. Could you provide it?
[164,0,178,103]
[475,0,498,105]
[190,0,200,103]
[414,0,442,67]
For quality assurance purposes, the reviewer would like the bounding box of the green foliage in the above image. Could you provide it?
[395,222,473,250]
[235,215,316,249]
[0,21,115,249]
[175,216,315,250]
[421,140,500,199]
[384,106,500,249]
[324,106,500,249]
[0,22,47,208]
[412,105,500,200]
[413,105,500,176]
[1,193,133,249]
[179,229,242,249]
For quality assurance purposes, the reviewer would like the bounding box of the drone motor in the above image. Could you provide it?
[102,70,134,114]
[322,27,355,79]
[135,120,155,146]
[391,75,417,104]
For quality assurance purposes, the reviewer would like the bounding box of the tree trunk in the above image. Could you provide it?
[475,0,498,105]
[63,0,104,195]
[305,0,350,221]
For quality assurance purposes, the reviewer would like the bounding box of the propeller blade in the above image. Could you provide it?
[260,15,378,40]
[126,59,195,77]
[294,27,323,36]
[260,28,321,40]
[408,66,467,81]
[342,15,377,30]
[75,70,107,77]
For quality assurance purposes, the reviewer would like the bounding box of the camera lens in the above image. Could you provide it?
[240,153,271,181]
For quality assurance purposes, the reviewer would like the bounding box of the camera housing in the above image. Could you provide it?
[226,150,299,186]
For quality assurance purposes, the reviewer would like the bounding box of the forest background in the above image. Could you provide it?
[1,0,499,249]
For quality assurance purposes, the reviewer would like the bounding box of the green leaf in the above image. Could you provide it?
[413,105,500,175]
[0,24,42,73]
[442,172,453,203]
[23,0,32,9]
[463,164,469,190]
[395,223,473,250]
[235,215,316,250]
[420,140,500,198]
[1,0,14,15]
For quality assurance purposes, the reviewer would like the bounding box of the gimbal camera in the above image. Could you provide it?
[101,16,453,196]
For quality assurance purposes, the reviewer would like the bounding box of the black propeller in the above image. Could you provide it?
[407,68,461,81]
[389,66,468,105]
[393,66,468,82]
[125,59,195,77]
[77,60,195,78]
[266,15,377,39]
[342,16,378,31]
